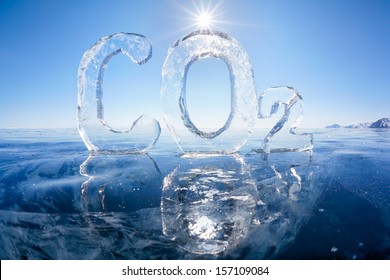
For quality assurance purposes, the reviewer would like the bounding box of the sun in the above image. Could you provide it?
[168,0,227,34]
[196,11,213,30]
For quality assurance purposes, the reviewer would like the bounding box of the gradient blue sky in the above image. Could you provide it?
[0,0,389,129]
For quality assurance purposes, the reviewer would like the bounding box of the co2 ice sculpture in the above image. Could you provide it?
[78,33,161,154]
[161,30,257,154]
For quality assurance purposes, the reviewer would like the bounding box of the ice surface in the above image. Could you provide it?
[256,86,313,156]
[0,209,170,259]
[161,155,257,254]
[78,33,161,154]
[161,30,257,154]
[1,129,390,259]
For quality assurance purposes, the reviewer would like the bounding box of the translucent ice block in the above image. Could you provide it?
[161,30,257,154]
[78,33,161,154]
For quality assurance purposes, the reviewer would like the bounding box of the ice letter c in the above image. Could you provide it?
[77,33,161,154]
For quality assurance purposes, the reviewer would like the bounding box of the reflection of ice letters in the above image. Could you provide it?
[161,156,257,254]
[78,33,161,154]
[79,154,162,212]
[161,30,257,154]
[256,86,314,155]
[234,153,319,259]
[161,153,318,256]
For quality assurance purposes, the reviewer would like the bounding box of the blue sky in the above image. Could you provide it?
[0,0,389,129]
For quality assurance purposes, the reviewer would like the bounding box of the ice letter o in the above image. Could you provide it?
[161,30,257,154]
[78,33,161,154]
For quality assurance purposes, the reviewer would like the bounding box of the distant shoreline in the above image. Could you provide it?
[326,118,390,129]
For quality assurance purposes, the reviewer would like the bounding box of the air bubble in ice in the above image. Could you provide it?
[161,30,257,154]
[78,32,161,154]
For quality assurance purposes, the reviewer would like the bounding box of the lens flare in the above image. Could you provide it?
[167,1,235,35]
[196,11,213,30]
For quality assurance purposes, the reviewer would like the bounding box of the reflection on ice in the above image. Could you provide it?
[79,154,162,212]
[234,152,320,259]
[161,155,257,254]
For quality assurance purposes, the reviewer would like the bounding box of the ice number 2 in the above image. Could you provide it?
[257,86,313,154]
[77,33,161,154]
